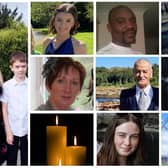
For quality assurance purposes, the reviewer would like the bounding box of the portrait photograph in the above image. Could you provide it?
[97,113,159,165]
[96,57,159,111]
[30,57,93,111]
[31,2,93,55]
[96,2,159,54]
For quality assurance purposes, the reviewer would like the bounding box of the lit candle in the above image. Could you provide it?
[58,159,62,166]
[65,136,86,165]
[46,115,67,165]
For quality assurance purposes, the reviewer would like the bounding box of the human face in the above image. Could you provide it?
[54,12,75,36]
[134,60,153,89]
[114,121,140,159]
[107,7,137,47]
[10,60,27,81]
[47,66,80,110]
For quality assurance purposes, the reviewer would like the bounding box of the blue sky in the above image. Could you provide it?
[162,113,168,156]
[96,57,159,68]
[2,3,28,26]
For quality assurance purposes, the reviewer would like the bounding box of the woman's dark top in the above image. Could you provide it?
[45,37,74,54]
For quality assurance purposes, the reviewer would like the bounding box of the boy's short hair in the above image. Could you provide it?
[10,51,27,65]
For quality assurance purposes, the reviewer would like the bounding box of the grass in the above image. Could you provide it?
[34,28,93,54]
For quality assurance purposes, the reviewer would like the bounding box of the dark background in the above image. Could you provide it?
[30,113,93,165]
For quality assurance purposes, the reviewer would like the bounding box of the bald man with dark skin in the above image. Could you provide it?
[97,5,142,54]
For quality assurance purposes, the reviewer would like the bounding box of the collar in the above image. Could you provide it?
[136,85,152,95]
[11,77,28,86]
[46,100,73,110]
[111,42,132,50]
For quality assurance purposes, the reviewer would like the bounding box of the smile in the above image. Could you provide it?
[120,147,131,152]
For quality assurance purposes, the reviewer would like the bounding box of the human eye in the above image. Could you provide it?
[56,18,62,22]
[116,18,125,24]
[143,70,148,73]
[72,80,79,86]
[117,133,126,138]
[66,19,71,23]
[56,78,64,84]
[131,134,139,140]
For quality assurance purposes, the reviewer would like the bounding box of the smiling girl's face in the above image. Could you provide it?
[54,12,75,36]
[114,121,140,159]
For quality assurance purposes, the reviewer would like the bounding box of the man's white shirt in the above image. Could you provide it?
[97,42,142,54]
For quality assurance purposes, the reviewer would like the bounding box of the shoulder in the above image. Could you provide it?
[72,38,87,54]
[3,79,13,87]
[131,48,143,54]
[36,104,47,111]
[121,87,135,96]
[152,86,159,90]
[97,43,112,54]
[36,101,54,110]
[152,87,159,94]
[43,37,53,50]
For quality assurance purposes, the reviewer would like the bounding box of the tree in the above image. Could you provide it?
[0,3,27,81]
[31,2,57,28]
[31,2,93,32]
[0,3,22,29]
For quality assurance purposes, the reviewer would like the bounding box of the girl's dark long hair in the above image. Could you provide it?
[97,113,145,165]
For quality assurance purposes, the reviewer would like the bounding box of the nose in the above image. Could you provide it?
[139,71,144,78]
[64,81,71,93]
[126,20,136,29]
[124,136,131,146]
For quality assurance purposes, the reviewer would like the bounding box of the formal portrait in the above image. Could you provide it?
[30,57,93,111]
[97,113,159,165]
[31,2,93,55]
[96,57,159,111]
[30,113,93,165]
[96,2,159,54]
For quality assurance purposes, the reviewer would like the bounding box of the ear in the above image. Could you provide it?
[45,82,50,93]
[9,65,13,71]
[150,69,153,79]
[107,23,112,33]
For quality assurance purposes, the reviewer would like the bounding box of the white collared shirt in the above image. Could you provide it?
[97,42,142,55]
[136,85,153,110]
[1,77,28,136]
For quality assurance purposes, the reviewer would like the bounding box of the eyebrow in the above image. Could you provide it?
[56,75,80,80]
[116,131,140,135]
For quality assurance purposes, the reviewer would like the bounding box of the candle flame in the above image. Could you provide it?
[58,159,61,166]
[74,136,77,146]
[56,115,58,125]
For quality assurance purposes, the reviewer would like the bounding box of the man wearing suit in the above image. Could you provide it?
[120,59,159,110]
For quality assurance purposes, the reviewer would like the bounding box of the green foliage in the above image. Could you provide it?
[74,32,93,54]
[96,65,159,87]
[0,24,27,81]
[31,2,93,32]
[31,2,57,28]
[0,3,22,28]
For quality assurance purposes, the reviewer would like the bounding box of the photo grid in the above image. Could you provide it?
[0,0,168,167]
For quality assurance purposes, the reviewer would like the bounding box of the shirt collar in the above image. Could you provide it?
[111,42,131,50]
[136,85,152,95]
[12,77,28,86]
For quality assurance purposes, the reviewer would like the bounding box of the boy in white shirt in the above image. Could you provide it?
[1,51,28,165]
